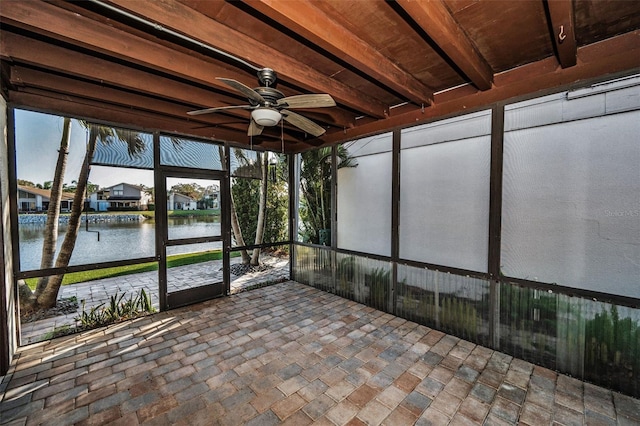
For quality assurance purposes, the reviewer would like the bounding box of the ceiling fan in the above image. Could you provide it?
[187,68,336,137]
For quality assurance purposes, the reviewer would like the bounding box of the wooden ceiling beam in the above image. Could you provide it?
[0,32,355,130]
[10,66,308,145]
[99,0,388,118]
[0,0,382,120]
[12,85,312,146]
[240,0,434,105]
[545,0,577,68]
[9,66,260,136]
[395,0,493,91]
[8,89,251,143]
[0,2,242,94]
[321,30,640,146]
[0,32,242,112]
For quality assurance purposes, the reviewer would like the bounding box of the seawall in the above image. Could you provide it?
[18,214,147,225]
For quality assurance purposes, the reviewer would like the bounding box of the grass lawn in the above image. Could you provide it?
[26,249,236,290]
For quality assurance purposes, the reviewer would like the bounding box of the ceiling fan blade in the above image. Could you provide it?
[277,94,336,109]
[282,110,326,137]
[248,119,264,136]
[217,78,265,104]
[187,105,254,116]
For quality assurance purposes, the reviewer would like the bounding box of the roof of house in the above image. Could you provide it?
[17,185,75,201]
[170,192,195,202]
[103,183,144,191]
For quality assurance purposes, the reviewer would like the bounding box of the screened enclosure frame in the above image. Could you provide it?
[290,72,640,397]
[5,110,290,319]
[3,71,638,395]
[292,72,640,311]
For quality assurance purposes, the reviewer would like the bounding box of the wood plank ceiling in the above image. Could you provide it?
[1,0,639,153]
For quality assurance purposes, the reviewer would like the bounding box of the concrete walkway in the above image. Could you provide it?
[2,282,639,425]
[20,255,290,345]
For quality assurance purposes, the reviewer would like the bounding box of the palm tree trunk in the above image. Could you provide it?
[33,118,71,297]
[250,153,269,266]
[223,146,250,263]
[18,118,72,311]
[36,126,97,308]
[230,190,251,263]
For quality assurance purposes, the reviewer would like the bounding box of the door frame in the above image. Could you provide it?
[156,167,230,310]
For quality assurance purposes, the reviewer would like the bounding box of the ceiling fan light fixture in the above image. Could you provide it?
[251,108,282,126]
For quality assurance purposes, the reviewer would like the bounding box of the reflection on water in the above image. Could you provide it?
[19,217,221,271]
[167,215,221,240]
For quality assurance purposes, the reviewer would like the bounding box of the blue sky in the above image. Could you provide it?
[15,109,155,188]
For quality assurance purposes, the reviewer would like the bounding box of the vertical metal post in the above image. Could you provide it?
[330,145,338,292]
[288,153,296,281]
[7,108,22,344]
[153,132,167,311]
[222,143,231,295]
[7,108,20,277]
[488,104,505,349]
[391,130,401,315]
[0,107,12,374]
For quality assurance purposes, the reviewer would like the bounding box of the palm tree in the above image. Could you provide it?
[299,145,357,244]
[20,121,146,311]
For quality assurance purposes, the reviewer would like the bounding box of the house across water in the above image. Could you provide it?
[88,182,151,211]
[16,184,75,213]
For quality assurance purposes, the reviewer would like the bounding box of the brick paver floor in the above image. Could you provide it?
[2,282,639,425]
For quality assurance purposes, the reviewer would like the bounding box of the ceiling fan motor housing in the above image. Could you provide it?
[253,87,285,107]
[257,68,278,87]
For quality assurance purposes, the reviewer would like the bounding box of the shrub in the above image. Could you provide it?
[76,289,155,329]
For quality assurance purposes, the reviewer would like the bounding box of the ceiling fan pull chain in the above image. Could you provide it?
[281,119,285,153]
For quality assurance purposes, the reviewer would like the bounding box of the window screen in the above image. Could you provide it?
[160,136,223,170]
[337,133,391,256]
[501,79,640,299]
[399,110,491,272]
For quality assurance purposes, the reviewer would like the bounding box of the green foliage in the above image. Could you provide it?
[17,179,36,187]
[440,296,478,339]
[170,182,205,200]
[76,289,156,329]
[584,305,640,395]
[298,146,356,244]
[337,256,355,295]
[499,284,557,336]
[232,177,260,244]
[231,155,288,245]
[76,300,107,329]
[397,286,478,339]
[42,325,73,340]
[368,268,390,311]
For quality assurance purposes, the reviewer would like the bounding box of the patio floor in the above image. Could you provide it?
[2,282,639,425]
